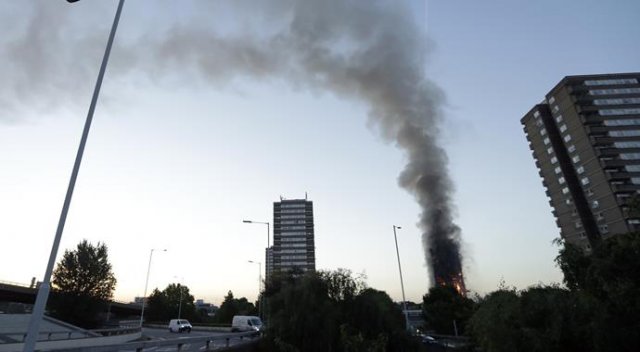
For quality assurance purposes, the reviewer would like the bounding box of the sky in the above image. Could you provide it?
[1,0,639,306]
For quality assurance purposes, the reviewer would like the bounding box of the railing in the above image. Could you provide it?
[50,331,260,352]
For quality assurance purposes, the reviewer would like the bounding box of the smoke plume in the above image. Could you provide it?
[1,0,464,288]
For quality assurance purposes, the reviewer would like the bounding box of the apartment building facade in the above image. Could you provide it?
[271,198,316,275]
[522,72,640,251]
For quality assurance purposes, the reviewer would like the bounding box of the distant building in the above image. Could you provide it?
[265,247,273,280]
[132,297,146,305]
[521,72,640,251]
[195,299,218,317]
[270,197,316,278]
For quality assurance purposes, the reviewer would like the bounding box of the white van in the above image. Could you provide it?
[231,315,263,332]
[168,319,192,333]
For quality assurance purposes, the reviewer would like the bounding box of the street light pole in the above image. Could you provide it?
[140,249,166,327]
[174,276,184,320]
[242,220,270,248]
[393,225,410,332]
[23,1,126,351]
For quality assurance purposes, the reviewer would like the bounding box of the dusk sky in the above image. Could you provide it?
[1,0,638,306]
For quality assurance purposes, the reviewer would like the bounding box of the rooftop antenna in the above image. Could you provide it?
[305,192,308,200]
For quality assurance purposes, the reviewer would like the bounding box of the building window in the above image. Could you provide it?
[603,118,640,126]
[559,124,568,132]
[577,166,585,174]
[585,78,638,86]
[620,153,640,160]
[549,96,556,104]
[535,119,543,127]
[567,145,576,153]
[556,114,563,123]
[631,177,640,185]
[554,166,562,174]
[581,177,590,185]
[592,200,600,209]
[565,198,573,205]
[547,146,554,155]
[628,219,640,225]
[540,128,547,136]
[551,156,558,164]
[543,137,551,145]
[586,188,594,196]
[564,134,572,142]
[589,87,640,95]
[562,187,570,195]
[600,108,640,116]
[572,155,581,164]
[599,224,609,234]
[609,130,640,137]
[559,176,566,185]
[534,110,541,118]
[571,208,578,216]
[625,165,640,172]
[614,141,640,148]
[553,105,560,113]
[578,231,586,238]
[575,221,583,228]
[596,212,605,221]
[594,97,640,106]
[589,88,640,95]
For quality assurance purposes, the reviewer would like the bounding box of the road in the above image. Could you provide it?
[116,327,254,352]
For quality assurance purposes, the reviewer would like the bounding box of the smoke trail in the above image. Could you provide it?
[2,0,465,288]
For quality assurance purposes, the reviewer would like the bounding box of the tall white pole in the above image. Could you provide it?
[140,249,165,326]
[393,225,410,331]
[23,1,125,351]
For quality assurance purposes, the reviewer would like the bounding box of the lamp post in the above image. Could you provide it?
[23,1,126,351]
[248,260,262,319]
[393,225,410,332]
[140,248,166,327]
[174,276,184,320]
[242,220,270,248]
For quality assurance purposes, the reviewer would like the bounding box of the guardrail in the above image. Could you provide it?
[49,331,261,352]
[5,327,138,343]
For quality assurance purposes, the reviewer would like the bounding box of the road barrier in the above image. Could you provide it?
[45,331,260,352]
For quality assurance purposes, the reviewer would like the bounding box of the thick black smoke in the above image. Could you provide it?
[1,0,464,287]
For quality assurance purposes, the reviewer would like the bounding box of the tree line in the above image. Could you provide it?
[45,230,640,351]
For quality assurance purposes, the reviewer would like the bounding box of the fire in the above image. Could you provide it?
[435,272,467,297]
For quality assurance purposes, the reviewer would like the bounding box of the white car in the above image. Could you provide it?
[231,315,263,332]
[168,319,192,333]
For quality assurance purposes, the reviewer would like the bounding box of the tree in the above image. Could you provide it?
[49,240,117,328]
[262,269,422,352]
[422,285,475,335]
[555,233,640,351]
[214,291,257,324]
[146,283,198,322]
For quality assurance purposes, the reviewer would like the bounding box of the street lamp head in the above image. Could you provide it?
[243,220,252,223]
[394,225,402,230]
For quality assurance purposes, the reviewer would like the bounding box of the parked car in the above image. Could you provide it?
[168,319,192,333]
[231,315,263,332]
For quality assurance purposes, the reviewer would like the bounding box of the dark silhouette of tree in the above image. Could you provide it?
[263,269,422,352]
[214,291,256,324]
[468,233,640,352]
[422,285,474,335]
[146,283,198,322]
[49,240,116,328]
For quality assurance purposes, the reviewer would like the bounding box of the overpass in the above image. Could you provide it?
[0,281,141,318]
